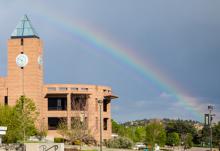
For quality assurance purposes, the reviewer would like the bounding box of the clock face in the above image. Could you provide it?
[38,55,43,65]
[16,54,28,67]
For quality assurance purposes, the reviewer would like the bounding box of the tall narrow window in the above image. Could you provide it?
[21,38,23,45]
[96,117,98,130]
[103,99,109,112]
[95,100,98,112]
[4,96,8,105]
[84,117,88,129]
[57,99,61,106]
[103,118,108,130]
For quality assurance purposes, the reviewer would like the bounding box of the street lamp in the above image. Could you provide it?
[207,105,215,151]
[97,100,103,151]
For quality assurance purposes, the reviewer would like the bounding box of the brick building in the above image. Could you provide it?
[0,15,117,141]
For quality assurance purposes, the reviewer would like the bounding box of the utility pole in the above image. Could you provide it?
[98,100,103,151]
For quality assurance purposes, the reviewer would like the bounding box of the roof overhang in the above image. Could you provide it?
[104,94,118,100]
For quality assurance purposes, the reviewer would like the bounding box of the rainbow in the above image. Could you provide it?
[31,4,205,121]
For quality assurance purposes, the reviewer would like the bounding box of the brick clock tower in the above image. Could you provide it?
[7,15,43,112]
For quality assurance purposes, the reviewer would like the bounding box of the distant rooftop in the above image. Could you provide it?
[11,15,39,39]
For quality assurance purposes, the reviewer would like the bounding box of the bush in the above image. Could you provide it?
[54,137,65,143]
[73,140,81,145]
[82,135,97,145]
[105,137,133,149]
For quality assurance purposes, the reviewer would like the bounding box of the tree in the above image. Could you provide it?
[145,122,166,147]
[58,95,96,150]
[0,104,21,143]
[58,117,95,150]
[166,120,196,136]
[0,96,39,143]
[36,118,47,140]
[212,122,220,147]
[112,119,120,134]
[200,126,210,146]
[112,120,145,142]
[166,132,180,146]
[105,137,133,149]
[134,126,146,142]
[15,96,39,142]
[181,133,193,149]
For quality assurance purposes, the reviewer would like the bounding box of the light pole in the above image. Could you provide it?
[98,100,103,151]
[208,105,214,151]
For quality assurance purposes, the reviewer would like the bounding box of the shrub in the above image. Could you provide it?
[82,135,97,145]
[54,137,65,143]
[73,140,81,145]
[105,137,133,149]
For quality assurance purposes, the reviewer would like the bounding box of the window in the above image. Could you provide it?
[4,96,8,105]
[95,100,98,112]
[84,117,88,129]
[48,117,66,130]
[71,117,87,129]
[71,117,80,127]
[103,118,108,130]
[57,99,62,109]
[48,97,67,111]
[21,38,23,45]
[48,87,56,91]
[58,87,68,91]
[81,88,88,91]
[71,94,87,111]
[96,117,98,130]
[103,99,109,112]
[70,87,78,91]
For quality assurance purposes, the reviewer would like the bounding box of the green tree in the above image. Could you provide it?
[145,122,166,147]
[134,126,145,142]
[112,120,134,141]
[0,96,39,143]
[112,119,121,134]
[166,120,196,136]
[201,126,210,146]
[165,120,198,146]
[0,104,21,143]
[112,120,145,142]
[212,122,220,146]
[105,137,133,149]
[15,96,39,142]
[166,132,180,146]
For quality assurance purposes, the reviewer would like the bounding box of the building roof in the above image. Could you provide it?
[11,15,39,39]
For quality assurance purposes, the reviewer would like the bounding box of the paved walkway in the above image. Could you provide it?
[81,146,219,151]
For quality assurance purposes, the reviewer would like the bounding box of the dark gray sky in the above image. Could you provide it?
[0,0,219,122]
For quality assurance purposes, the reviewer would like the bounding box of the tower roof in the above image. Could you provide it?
[11,15,39,39]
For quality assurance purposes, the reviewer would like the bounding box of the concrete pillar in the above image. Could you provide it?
[67,93,71,129]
